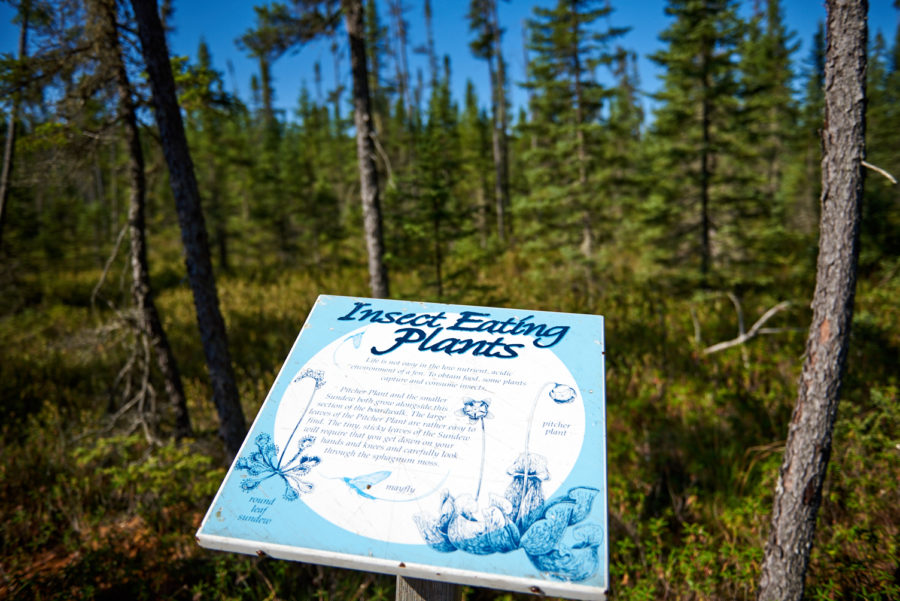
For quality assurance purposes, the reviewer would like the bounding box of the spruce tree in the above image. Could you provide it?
[181,40,238,271]
[859,28,900,268]
[520,0,627,286]
[782,22,825,239]
[468,0,510,242]
[647,0,744,286]
[735,0,800,285]
[458,80,493,249]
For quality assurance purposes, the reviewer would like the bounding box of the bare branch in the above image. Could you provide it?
[689,306,702,344]
[91,223,128,309]
[861,160,897,184]
[703,301,792,354]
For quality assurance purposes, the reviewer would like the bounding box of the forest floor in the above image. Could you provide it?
[1,252,898,600]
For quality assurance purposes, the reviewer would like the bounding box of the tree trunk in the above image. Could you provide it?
[343,0,390,299]
[757,2,867,600]
[700,51,712,282]
[98,0,192,439]
[0,0,29,251]
[130,0,247,457]
[488,0,509,243]
[387,0,413,122]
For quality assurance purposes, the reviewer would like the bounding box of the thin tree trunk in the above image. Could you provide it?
[569,4,595,303]
[98,0,192,439]
[423,0,438,88]
[130,0,247,457]
[571,6,591,259]
[700,55,712,282]
[258,54,276,137]
[388,0,413,122]
[331,38,343,124]
[486,50,505,243]
[490,0,510,238]
[483,0,509,244]
[343,0,390,299]
[0,0,29,251]
[757,1,867,600]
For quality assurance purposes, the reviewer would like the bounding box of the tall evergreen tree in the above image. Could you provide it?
[182,40,238,271]
[783,22,825,237]
[458,80,493,249]
[648,0,744,285]
[468,0,510,242]
[860,29,900,267]
[364,0,390,134]
[520,0,627,287]
[418,56,462,298]
[735,0,800,283]
[236,4,295,139]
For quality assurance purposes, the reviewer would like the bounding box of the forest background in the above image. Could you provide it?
[0,0,898,599]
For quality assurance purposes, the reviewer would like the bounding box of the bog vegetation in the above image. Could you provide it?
[1,0,898,599]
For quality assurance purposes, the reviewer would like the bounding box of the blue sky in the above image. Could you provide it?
[1,0,898,120]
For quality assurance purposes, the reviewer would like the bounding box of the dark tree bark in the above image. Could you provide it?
[129,0,247,457]
[96,0,192,438]
[757,1,867,600]
[342,0,390,299]
[489,0,509,242]
[0,0,29,251]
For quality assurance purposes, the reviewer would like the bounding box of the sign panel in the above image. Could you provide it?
[197,295,608,600]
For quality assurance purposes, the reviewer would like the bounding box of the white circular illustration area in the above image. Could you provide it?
[272,316,586,544]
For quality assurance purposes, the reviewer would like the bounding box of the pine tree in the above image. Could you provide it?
[364,0,390,135]
[859,29,900,268]
[468,0,510,242]
[519,0,627,287]
[735,0,800,285]
[647,0,744,285]
[236,3,300,140]
[782,22,825,239]
[458,80,493,249]
[418,56,463,298]
[181,40,238,271]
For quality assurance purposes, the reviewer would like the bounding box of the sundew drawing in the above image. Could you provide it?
[414,382,604,582]
[234,368,326,501]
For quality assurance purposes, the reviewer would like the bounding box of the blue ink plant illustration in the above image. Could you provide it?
[457,398,493,502]
[235,433,320,501]
[234,368,326,501]
[415,383,604,582]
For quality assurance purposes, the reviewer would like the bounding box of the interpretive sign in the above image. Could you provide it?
[197,295,608,600]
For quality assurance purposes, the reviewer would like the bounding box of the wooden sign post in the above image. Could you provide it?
[197,296,608,600]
